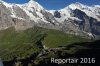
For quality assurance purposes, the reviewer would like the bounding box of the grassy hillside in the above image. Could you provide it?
[0,27,45,61]
[43,29,88,48]
[0,27,88,61]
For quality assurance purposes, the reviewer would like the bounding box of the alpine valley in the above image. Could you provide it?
[0,0,100,66]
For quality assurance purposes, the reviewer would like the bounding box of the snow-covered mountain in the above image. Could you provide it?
[0,0,100,39]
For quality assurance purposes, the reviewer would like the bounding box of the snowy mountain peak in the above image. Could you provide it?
[68,2,87,10]
[71,2,83,6]
[29,0,36,2]
[27,0,43,8]
[60,2,100,21]
[93,5,100,8]
[0,0,13,8]
[28,0,37,4]
[21,0,44,11]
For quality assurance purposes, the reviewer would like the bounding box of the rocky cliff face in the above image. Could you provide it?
[0,2,14,30]
[0,0,100,39]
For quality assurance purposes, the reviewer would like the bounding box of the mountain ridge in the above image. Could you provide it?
[0,0,100,39]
